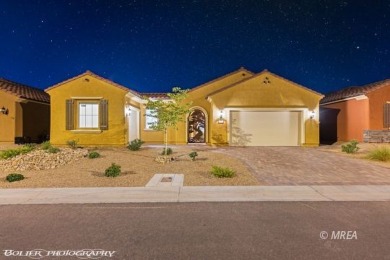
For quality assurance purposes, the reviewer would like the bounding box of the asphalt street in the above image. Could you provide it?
[0,202,389,260]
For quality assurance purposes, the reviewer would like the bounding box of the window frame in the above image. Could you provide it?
[77,101,100,129]
[144,109,159,130]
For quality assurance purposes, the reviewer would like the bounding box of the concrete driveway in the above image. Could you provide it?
[216,147,390,185]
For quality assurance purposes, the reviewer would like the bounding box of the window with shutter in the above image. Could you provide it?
[384,103,390,128]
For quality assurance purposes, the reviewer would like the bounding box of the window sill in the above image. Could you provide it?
[71,129,103,134]
[143,129,162,132]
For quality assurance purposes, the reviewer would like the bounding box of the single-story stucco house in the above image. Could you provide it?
[320,79,390,143]
[0,78,50,144]
[45,68,323,146]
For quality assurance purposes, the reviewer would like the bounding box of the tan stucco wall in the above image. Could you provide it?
[0,91,18,143]
[321,99,369,142]
[47,75,128,146]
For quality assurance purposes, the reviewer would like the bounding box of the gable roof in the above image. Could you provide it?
[0,78,50,103]
[206,69,323,98]
[321,79,390,104]
[45,70,141,97]
[189,67,254,93]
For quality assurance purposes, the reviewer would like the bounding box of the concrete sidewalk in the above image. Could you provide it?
[1,185,390,204]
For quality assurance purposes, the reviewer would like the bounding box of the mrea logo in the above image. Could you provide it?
[331,231,357,240]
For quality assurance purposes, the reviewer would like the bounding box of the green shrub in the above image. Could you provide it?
[211,166,235,178]
[41,141,52,150]
[88,151,101,159]
[6,173,25,182]
[189,151,198,161]
[47,146,60,153]
[0,145,35,159]
[105,163,121,177]
[366,146,390,162]
[66,140,79,149]
[161,147,173,155]
[341,140,360,154]
[127,139,145,151]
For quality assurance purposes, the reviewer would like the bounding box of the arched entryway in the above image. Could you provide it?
[187,107,207,143]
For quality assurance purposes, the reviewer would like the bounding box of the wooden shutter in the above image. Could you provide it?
[65,99,74,130]
[100,99,108,130]
[384,103,390,128]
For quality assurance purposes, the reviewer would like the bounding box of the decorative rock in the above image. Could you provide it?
[0,148,88,172]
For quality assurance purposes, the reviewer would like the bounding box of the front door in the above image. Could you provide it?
[128,107,140,142]
[188,108,206,143]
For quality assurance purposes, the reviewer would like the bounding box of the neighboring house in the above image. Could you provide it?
[0,78,50,144]
[320,79,390,143]
[46,68,323,146]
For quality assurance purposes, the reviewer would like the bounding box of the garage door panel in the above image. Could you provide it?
[230,111,300,146]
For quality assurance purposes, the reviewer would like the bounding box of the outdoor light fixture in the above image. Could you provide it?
[0,106,8,115]
[218,110,225,124]
[309,110,315,119]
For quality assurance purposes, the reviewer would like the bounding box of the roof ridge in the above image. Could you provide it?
[206,69,323,98]
[188,67,254,93]
[45,70,141,97]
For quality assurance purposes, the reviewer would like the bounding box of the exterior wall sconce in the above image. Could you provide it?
[0,106,8,115]
[218,110,225,124]
[309,110,315,119]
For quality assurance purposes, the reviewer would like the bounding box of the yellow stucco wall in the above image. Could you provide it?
[0,91,18,143]
[207,72,322,146]
[47,75,128,146]
[140,69,252,144]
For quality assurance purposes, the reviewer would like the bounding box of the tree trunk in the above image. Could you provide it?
[164,128,168,163]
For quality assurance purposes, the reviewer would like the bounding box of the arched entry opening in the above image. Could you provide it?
[187,107,207,143]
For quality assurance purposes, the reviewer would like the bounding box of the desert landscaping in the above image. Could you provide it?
[0,144,259,188]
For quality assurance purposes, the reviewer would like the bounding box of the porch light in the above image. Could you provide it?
[0,106,8,115]
[218,110,225,124]
[309,110,315,119]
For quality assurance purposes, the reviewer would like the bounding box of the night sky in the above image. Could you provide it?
[0,0,389,94]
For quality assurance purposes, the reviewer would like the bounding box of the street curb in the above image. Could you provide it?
[1,185,390,204]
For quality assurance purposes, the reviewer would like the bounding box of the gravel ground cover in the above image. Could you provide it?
[0,145,259,188]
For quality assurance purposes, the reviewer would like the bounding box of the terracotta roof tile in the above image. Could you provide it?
[142,93,169,99]
[0,78,49,103]
[321,79,390,104]
[45,70,141,97]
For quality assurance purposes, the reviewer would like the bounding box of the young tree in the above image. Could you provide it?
[145,87,192,160]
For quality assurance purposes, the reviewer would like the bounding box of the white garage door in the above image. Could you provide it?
[230,111,300,146]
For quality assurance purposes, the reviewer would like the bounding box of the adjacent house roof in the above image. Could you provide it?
[45,70,141,97]
[0,78,50,103]
[206,69,324,98]
[321,79,390,104]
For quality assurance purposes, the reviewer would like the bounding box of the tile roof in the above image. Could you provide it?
[189,67,254,93]
[142,93,169,99]
[321,79,390,104]
[0,78,50,103]
[206,69,324,98]
[45,70,141,97]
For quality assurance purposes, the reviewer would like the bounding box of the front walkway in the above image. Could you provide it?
[216,147,390,185]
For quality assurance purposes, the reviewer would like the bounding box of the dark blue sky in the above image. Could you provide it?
[0,0,389,94]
